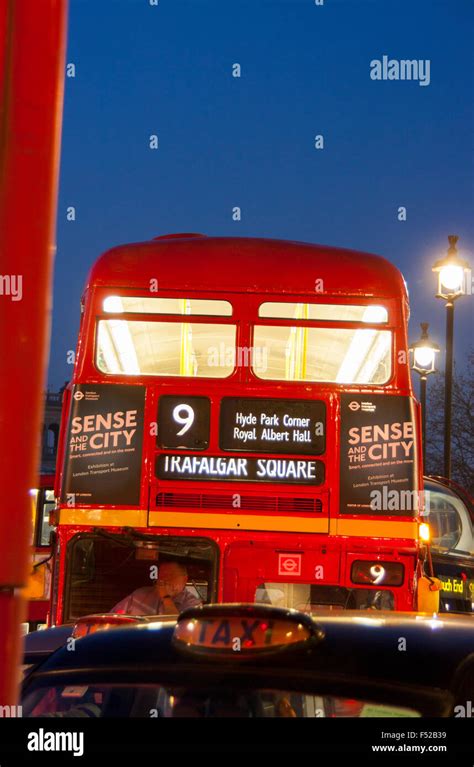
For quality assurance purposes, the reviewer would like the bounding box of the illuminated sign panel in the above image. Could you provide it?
[156,454,324,485]
[350,560,404,586]
[439,576,474,598]
[158,396,210,450]
[174,616,312,653]
[220,397,325,454]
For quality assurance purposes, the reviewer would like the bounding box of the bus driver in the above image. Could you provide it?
[110,561,202,616]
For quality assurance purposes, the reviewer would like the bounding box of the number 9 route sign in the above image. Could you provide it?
[158,396,210,450]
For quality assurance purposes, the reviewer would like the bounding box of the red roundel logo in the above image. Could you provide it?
[278,553,302,576]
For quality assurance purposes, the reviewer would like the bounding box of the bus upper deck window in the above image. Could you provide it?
[258,303,388,323]
[96,320,236,378]
[252,326,392,384]
[102,296,232,316]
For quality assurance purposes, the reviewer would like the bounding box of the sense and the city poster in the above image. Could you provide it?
[0,0,473,761]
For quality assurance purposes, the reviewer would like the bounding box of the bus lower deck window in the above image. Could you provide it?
[255,583,394,611]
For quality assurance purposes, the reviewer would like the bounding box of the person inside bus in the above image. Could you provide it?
[110,561,202,616]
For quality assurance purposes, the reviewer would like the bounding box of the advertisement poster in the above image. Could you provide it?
[61,384,145,505]
[339,394,419,516]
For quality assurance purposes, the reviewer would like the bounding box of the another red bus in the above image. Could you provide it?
[23,474,55,631]
[51,234,431,625]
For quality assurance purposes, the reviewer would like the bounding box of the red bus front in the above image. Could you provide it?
[51,235,425,625]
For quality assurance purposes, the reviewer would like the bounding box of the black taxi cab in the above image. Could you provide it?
[20,603,474,719]
[426,476,474,613]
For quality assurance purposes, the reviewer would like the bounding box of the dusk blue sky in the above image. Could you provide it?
[49,0,474,391]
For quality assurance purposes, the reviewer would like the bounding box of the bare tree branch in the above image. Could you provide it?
[425,351,474,495]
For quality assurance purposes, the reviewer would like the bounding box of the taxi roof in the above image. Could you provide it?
[30,610,474,696]
[85,235,408,300]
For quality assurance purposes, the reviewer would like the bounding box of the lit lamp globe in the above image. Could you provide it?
[410,324,439,377]
[432,236,471,301]
[413,346,437,376]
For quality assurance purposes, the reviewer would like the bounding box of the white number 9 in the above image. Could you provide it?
[172,404,195,436]
[370,564,386,584]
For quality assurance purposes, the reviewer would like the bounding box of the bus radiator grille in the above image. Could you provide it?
[155,493,323,514]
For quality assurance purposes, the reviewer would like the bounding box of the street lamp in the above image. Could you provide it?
[432,235,471,478]
[409,323,440,466]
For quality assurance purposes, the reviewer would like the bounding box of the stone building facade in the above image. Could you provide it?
[41,385,67,474]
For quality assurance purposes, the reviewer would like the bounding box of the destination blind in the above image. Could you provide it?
[156,454,324,485]
[220,397,325,454]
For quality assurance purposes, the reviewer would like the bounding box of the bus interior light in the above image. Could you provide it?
[361,305,388,323]
[103,295,124,313]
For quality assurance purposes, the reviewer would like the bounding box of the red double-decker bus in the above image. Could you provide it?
[23,474,55,631]
[51,234,430,625]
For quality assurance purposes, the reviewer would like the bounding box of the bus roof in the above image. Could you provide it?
[86,234,408,299]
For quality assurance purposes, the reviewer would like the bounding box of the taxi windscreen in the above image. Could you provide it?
[22,683,421,718]
[64,533,217,623]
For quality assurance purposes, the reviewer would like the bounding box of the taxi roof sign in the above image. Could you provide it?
[72,613,148,639]
[173,603,323,658]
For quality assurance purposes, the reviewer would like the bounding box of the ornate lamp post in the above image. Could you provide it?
[409,323,440,466]
[432,236,471,478]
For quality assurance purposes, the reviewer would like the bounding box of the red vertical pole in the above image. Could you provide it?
[0,0,67,705]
